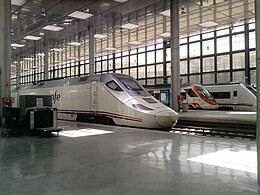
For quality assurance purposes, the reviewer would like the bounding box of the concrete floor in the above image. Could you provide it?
[0,121,258,195]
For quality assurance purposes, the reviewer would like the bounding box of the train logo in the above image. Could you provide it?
[52,90,61,104]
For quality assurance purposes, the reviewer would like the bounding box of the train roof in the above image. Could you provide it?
[202,82,248,87]
[17,73,127,91]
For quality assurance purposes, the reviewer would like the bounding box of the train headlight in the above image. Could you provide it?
[132,104,154,110]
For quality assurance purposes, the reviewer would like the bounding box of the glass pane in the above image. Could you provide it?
[180,45,187,59]
[180,60,187,74]
[190,59,200,73]
[232,71,245,82]
[147,51,155,64]
[217,36,229,53]
[138,53,146,65]
[249,31,256,49]
[203,73,215,84]
[130,55,137,67]
[147,65,155,77]
[232,34,245,51]
[189,74,201,84]
[203,39,214,55]
[203,57,214,72]
[156,50,163,63]
[166,48,171,61]
[122,56,129,68]
[250,51,256,67]
[217,72,230,83]
[138,66,145,79]
[115,58,121,69]
[250,70,256,86]
[217,55,230,70]
[189,42,200,57]
[232,52,245,69]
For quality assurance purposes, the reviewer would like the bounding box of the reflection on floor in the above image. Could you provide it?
[0,121,258,195]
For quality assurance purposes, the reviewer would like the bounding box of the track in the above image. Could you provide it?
[171,124,256,140]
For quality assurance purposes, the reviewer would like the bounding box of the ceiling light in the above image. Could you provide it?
[36,53,45,56]
[24,35,42,40]
[159,32,171,37]
[50,48,63,52]
[42,25,64,31]
[68,11,93,20]
[67,42,81,46]
[11,0,27,6]
[11,43,25,47]
[94,34,107,39]
[199,21,219,28]
[159,9,170,17]
[23,57,34,60]
[113,0,128,2]
[105,47,117,51]
[129,41,142,45]
[121,23,139,30]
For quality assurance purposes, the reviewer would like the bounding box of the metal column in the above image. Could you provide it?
[43,35,49,80]
[255,0,260,185]
[0,0,11,126]
[89,19,95,75]
[170,0,180,111]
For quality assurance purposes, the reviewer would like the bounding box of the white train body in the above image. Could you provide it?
[180,84,218,109]
[13,73,179,129]
[204,82,256,111]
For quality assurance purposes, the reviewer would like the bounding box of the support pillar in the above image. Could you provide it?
[170,0,180,111]
[89,19,95,75]
[255,0,260,185]
[0,0,11,126]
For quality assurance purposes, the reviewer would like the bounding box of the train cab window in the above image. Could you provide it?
[233,91,237,97]
[106,81,123,91]
[185,89,197,97]
[180,92,186,100]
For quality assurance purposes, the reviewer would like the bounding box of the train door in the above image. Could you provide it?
[232,88,239,109]
[90,83,98,112]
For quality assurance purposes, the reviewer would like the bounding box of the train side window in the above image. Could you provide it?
[233,91,237,97]
[106,81,123,91]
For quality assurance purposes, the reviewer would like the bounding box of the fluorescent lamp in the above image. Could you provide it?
[68,11,93,20]
[159,9,170,17]
[42,25,64,31]
[24,35,42,40]
[121,23,139,30]
[129,41,142,45]
[50,48,63,52]
[23,57,34,60]
[159,32,171,38]
[36,53,45,56]
[105,47,117,51]
[113,0,128,2]
[11,0,27,6]
[67,42,81,46]
[94,34,107,39]
[199,21,219,28]
[11,43,25,47]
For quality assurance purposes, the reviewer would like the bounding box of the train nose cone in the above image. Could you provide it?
[155,111,178,128]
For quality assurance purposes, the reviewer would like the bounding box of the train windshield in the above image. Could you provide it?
[194,85,214,99]
[115,75,143,91]
[246,85,257,96]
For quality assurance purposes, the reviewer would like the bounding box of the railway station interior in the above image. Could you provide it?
[0,0,260,194]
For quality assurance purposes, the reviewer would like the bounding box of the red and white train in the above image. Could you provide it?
[12,73,179,129]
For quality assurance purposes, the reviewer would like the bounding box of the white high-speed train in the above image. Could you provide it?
[12,73,179,129]
[204,82,256,111]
